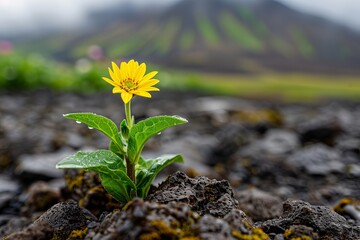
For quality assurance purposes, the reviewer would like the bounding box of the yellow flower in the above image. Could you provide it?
[102,60,160,103]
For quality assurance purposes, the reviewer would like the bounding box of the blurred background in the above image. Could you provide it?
[1,1,360,227]
[1,0,360,100]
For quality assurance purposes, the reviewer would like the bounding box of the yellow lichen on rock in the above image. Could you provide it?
[66,228,88,240]
[138,219,200,240]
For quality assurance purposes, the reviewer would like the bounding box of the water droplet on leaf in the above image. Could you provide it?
[88,126,94,129]
[76,121,82,124]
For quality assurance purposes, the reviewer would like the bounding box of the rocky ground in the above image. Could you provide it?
[0,90,359,239]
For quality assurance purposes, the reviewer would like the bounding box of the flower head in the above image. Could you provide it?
[102,60,160,103]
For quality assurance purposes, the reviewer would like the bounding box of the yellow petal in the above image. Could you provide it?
[134,63,146,82]
[121,92,133,104]
[140,71,158,83]
[133,90,151,98]
[134,60,139,69]
[142,86,160,92]
[138,79,160,88]
[118,62,126,80]
[102,77,118,87]
[108,68,119,83]
[111,62,120,73]
[128,60,136,77]
[120,61,129,79]
[111,62,121,80]
[112,86,124,94]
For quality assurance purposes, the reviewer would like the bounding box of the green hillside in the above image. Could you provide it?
[17,0,360,74]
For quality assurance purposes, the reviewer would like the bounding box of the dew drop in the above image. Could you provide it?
[76,121,82,124]
[172,115,188,122]
[157,132,162,135]
[88,126,94,130]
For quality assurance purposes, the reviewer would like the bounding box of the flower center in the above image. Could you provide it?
[125,80,134,89]
[122,78,138,92]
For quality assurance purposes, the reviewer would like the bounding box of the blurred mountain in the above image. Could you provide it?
[16,0,360,73]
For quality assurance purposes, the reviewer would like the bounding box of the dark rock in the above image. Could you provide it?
[21,181,61,215]
[86,198,268,240]
[296,114,342,145]
[0,176,20,193]
[62,169,120,217]
[336,136,360,156]
[0,217,30,238]
[36,199,96,231]
[231,108,283,134]
[283,225,319,239]
[260,129,299,155]
[143,134,218,182]
[207,123,251,166]
[236,188,283,222]
[240,129,299,159]
[0,193,14,210]
[86,198,201,240]
[15,149,75,182]
[286,143,344,175]
[147,171,238,217]
[4,220,54,240]
[223,208,252,229]
[196,214,232,240]
[258,199,360,239]
[5,200,97,240]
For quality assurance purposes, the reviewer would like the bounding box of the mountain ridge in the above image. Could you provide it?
[15,0,360,74]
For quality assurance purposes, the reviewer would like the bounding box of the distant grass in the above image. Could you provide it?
[110,38,143,57]
[196,15,220,46]
[159,70,360,102]
[2,53,359,103]
[220,11,263,52]
[291,29,315,58]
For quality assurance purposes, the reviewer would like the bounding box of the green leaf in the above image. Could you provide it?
[98,169,136,203]
[120,119,129,140]
[128,115,188,164]
[135,154,184,198]
[56,149,124,169]
[64,113,125,154]
[56,150,135,203]
[109,140,126,157]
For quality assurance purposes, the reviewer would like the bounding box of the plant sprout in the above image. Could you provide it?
[56,60,188,203]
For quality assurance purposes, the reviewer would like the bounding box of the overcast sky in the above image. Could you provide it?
[0,0,359,37]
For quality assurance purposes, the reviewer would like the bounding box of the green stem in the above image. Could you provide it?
[124,100,135,183]
[125,101,133,129]
[126,157,135,183]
